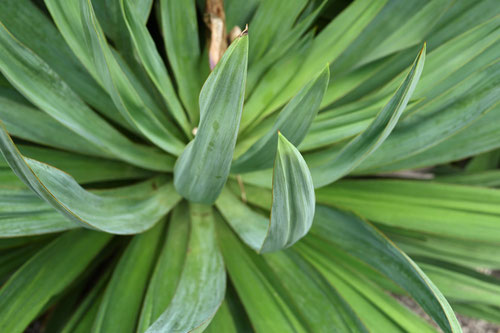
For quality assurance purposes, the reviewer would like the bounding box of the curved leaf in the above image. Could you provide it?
[232,65,329,173]
[311,44,426,187]
[262,133,315,252]
[174,34,248,204]
[311,205,461,333]
[146,204,225,333]
[0,125,181,234]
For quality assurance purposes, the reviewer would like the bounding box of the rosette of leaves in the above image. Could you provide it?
[0,0,499,332]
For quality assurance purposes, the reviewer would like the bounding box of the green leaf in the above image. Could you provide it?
[297,239,436,333]
[0,0,133,132]
[93,222,164,333]
[78,0,186,156]
[317,179,500,242]
[264,249,370,332]
[0,230,111,333]
[60,271,109,333]
[174,35,248,204]
[137,204,190,333]
[311,44,426,187]
[0,21,173,171]
[217,133,314,253]
[231,65,329,173]
[160,0,204,122]
[0,187,76,237]
[0,125,181,234]
[215,217,307,332]
[120,0,191,136]
[146,203,225,332]
[310,205,461,333]
[262,133,315,252]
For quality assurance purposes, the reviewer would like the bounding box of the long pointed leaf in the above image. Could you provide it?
[174,34,248,204]
[311,44,426,187]
[311,205,461,333]
[232,65,329,173]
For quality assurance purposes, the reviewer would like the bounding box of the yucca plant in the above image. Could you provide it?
[0,0,499,332]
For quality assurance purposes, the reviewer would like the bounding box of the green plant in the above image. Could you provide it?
[0,0,499,332]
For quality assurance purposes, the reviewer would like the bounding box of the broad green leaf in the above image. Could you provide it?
[386,228,500,270]
[317,179,500,242]
[232,66,329,173]
[466,149,500,172]
[120,0,191,136]
[0,230,111,333]
[0,242,43,284]
[0,125,181,234]
[418,259,500,307]
[79,0,186,156]
[247,0,307,65]
[264,249,370,332]
[0,187,76,237]
[297,239,436,333]
[137,204,190,333]
[146,204,225,333]
[215,217,307,332]
[311,44,426,187]
[160,0,204,122]
[310,205,461,333]
[245,1,326,95]
[453,303,500,325]
[204,300,238,333]
[246,0,387,124]
[0,22,173,171]
[93,222,164,333]
[437,170,500,187]
[174,35,248,204]
[0,0,133,132]
[217,133,314,253]
[262,133,315,252]
[0,96,108,158]
[18,145,154,185]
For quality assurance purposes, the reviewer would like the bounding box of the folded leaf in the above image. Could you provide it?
[218,133,314,253]
[146,204,225,332]
[174,34,248,204]
[0,229,111,333]
[232,65,329,173]
[310,205,461,333]
[311,44,425,187]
